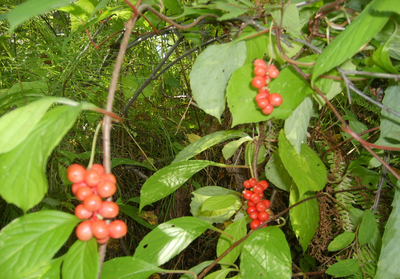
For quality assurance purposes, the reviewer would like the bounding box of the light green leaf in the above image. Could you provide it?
[372,0,400,14]
[222,136,252,160]
[372,20,399,74]
[133,217,212,266]
[358,210,377,246]
[0,105,81,212]
[265,152,292,192]
[139,160,226,211]
[180,261,214,279]
[62,239,99,279]
[201,195,240,211]
[326,259,360,277]
[328,232,356,252]
[271,4,302,38]
[312,0,391,82]
[0,211,80,279]
[216,0,249,21]
[204,269,237,279]
[289,189,319,252]
[40,257,64,279]
[284,96,314,154]
[173,130,248,163]
[278,131,327,197]
[240,226,291,278]
[101,257,166,279]
[190,42,246,121]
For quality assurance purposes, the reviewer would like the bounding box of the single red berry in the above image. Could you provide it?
[97,236,110,245]
[67,164,86,183]
[76,186,94,201]
[263,199,271,209]
[253,185,264,194]
[100,173,117,184]
[254,66,267,77]
[267,66,280,78]
[247,200,256,207]
[90,164,105,176]
[258,88,269,95]
[243,180,252,189]
[257,98,269,109]
[84,169,100,187]
[108,220,127,239]
[255,93,268,102]
[83,194,102,212]
[258,211,270,221]
[256,202,267,212]
[72,181,87,195]
[250,193,261,204]
[243,190,253,200]
[98,201,120,219]
[253,59,266,68]
[249,178,258,187]
[246,206,257,215]
[249,211,259,220]
[76,220,93,241]
[262,104,274,115]
[251,76,266,89]
[96,180,117,198]
[250,219,261,230]
[91,220,109,240]
[268,93,283,107]
[258,180,269,190]
[75,204,93,219]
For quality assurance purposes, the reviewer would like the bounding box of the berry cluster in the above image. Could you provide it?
[251,59,282,115]
[67,163,127,244]
[242,178,271,230]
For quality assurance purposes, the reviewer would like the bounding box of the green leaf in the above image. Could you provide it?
[204,269,237,279]
[375,20,400,60]
[7,0,73,33]
[201,195,240,211]
[358,210,377,246]
[216,0,249,21]
[40,257,64,279]
[375,181,400,278]
[120,205,157,230]
[271,4,302,38]
[284,96,314,154]
[190,41,246,121]
[139,160,226,211]
[326,259,360,277]
[0,105,81,212]
[328,232,356,252]
[111,157,155,171]
[0,211,80,279]
[133,217,212,266]
[0,97,57,154]
[173,130,248,163]
[180,260,214,279]
[240,226,291,278]
[278,131,327,197]
[191,186,241,224]
[62,239,99,279]
[222,136,252,160]
[312,0,391,82]
[265,152,292,192]
[372,0,400,14]
[372,21,399,74]
[289,189,319,252]
[216,217,247,268]
[101,257,165,279]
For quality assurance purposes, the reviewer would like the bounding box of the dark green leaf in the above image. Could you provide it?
[101,257,165,279]
[328,232,356,251]
[120,205,156,230]
[62,239,99,279]
[133,217,212,266]
[201,195,240,211]
[0,105,81,212]
[326,259,360,277]
[240,226,291,278]
[358,210,377,246]
[265,152,292,192]
[111,157,155,171]
[0,211,79,279]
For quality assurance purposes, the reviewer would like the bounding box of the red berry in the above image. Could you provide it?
[84,169,100,187]
[100,173,117,184]
[243,190,253,200]
[249,211,259,220]
[258,88,269,95]
[72,181,87,195]
[257,98,269,109]
[98,201,120,219]
[91,220,109,240]
[258,211,270,221]
[75,204,93,219]
[250,219,261,230]
[251,76,266,89]
[262,104,274,115]
[249,178,258,187]
[97,236,110,245]
[253,59,266,68]
[108,220,127,239]
[267,66,279,78]
[67,164,86,183]
[268,93,283,107]
[91,164,105,176]
[247,200,256,207]
[76,186,93,201]
[83,194,102,212]
[250,193,261,204]
[258,180,269,190]
[247,206,257,215]
[76,220,93,241]
[263,199,271,209]
[254,66,267,76]
[243,180,252,189]
[255,93,268,102]
[253,185,264,194]
[96,180,117,198]
[256,202,267,212]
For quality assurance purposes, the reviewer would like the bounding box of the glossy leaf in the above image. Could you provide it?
[0,211,79,279]
[201,195,240,211]
[375,181,400,278]
[326,259,360,277]
[62,239,99,279]
[190,41,246,121]
[216,217,247,268]
[328,232,356,251]
[173,130,248,163]
[289,189,319,252]
[133,217,212,266]
[265,152,292,192]
[101,257,165,279]
[240,226,291,278]
[358,210,377,246]
[139,160,226,211]
[312,0,390,82]
[278,131,327,197]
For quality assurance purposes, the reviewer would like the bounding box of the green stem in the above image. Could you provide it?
[88,122,102,169]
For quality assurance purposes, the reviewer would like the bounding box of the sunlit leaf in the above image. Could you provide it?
[328,232,355,252]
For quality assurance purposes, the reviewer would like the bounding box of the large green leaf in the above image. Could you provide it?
[190,41,246,121]
[289,189,319,252]
[358,210,377,246]
[0,97,57,154]
[0,105,81,212]
[375,181,400,278]
[372,0,400,14]
[216,217,247,268]
[201,195,240,211]
[0,211,79,279]
[101,257,166,279]
[265,152,292,192]
[7,0,73,33]
[326,259,361,277]
[328,232,356,252]
[240,226,291,278]
[140,160,226,211]
[312,0,391,82]
[278,131,327,197]
[133,217,212,266]
[173,130,248,163]
[62,239,99,279]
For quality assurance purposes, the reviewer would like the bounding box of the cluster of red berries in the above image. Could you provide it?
[242,178,271,230]
[251,59,283,115]
[67,163,127,244]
